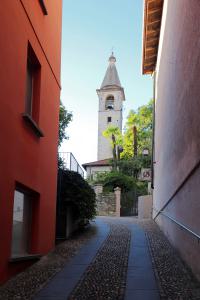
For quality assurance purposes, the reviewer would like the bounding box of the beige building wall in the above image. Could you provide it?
[153,0,200,280]
[138,195,153,219]
[86,165,112,180]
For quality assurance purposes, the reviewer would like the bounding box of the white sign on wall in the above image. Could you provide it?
[140,168,151,181]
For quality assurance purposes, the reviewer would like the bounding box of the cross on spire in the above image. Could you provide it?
[111,46,114,56]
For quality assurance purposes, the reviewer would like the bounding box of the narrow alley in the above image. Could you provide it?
[1,1,200,299]
[1,217,199,300]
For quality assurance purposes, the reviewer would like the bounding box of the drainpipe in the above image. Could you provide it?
[151,71,156,189]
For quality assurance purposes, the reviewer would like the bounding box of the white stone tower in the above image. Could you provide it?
[97,53,125,160]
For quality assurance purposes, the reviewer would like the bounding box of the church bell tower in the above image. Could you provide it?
[96,53,125,160]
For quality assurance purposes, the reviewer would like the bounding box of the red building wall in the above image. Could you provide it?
[0,0,62,283]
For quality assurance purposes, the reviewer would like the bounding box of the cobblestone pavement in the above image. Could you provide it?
[1,217,200,300]
[67,217,200,300]
[69,224,131,300]
[0,225,97,300]
[140,219,200,300]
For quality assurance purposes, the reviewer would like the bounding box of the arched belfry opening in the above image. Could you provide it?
[105,95,114,110]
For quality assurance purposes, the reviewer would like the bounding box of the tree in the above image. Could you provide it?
[58,101,73,148]
[103,126,123,165]
[116,155,151,177]
[100,100,152,189]
[102,100,153,160]
[122,99,153,158]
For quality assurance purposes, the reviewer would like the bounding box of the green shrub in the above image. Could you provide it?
[57,169,96,221]
[94,171,136,193]
[136,181,148,195]
[116,155,151,177]
[93,170,148,195]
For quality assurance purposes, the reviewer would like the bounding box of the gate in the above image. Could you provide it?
[120,190,138,216]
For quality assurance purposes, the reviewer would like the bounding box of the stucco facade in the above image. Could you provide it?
[86,165,112,180]
[0,0,62,283]
[143,0,200,280]
[83,160,112,180]
[97,88,124,160]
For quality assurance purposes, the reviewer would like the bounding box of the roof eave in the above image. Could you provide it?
[82,159,112,169]
[142,0,164,75]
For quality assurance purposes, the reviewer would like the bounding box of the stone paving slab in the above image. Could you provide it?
[35,297,67,300]
[128,255,153,267]
[125,223,160,300]
[34,219,110,300]
[125,289,160,300]
[36,278,76,297]
[55,265,86,279]
[126,273,158,290]
[127,266,154,277]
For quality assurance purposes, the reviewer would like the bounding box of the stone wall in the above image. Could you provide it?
[96,193,116,216]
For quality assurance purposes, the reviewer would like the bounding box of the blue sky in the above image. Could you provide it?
[60,0,153,165]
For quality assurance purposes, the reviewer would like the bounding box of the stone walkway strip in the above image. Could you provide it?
[69,224,131,300]
[125,223,160,300]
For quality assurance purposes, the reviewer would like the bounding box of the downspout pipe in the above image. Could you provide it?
[151,71,156,189]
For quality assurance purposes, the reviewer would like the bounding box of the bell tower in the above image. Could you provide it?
[96,53,125,160]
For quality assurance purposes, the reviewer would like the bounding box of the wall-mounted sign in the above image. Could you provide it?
[140,168,151,181]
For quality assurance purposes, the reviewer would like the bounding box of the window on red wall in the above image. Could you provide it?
[25,44,41,123]
[11,190,32,257]
[23,43,44,137]
[11,184,39,257]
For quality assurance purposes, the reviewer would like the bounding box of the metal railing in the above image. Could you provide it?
[58,152,84,177]
[154,208,200,241]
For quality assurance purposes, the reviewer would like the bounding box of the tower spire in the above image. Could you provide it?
[108,52,116,64]
[97,55,125,161]
[100,53,121,89]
